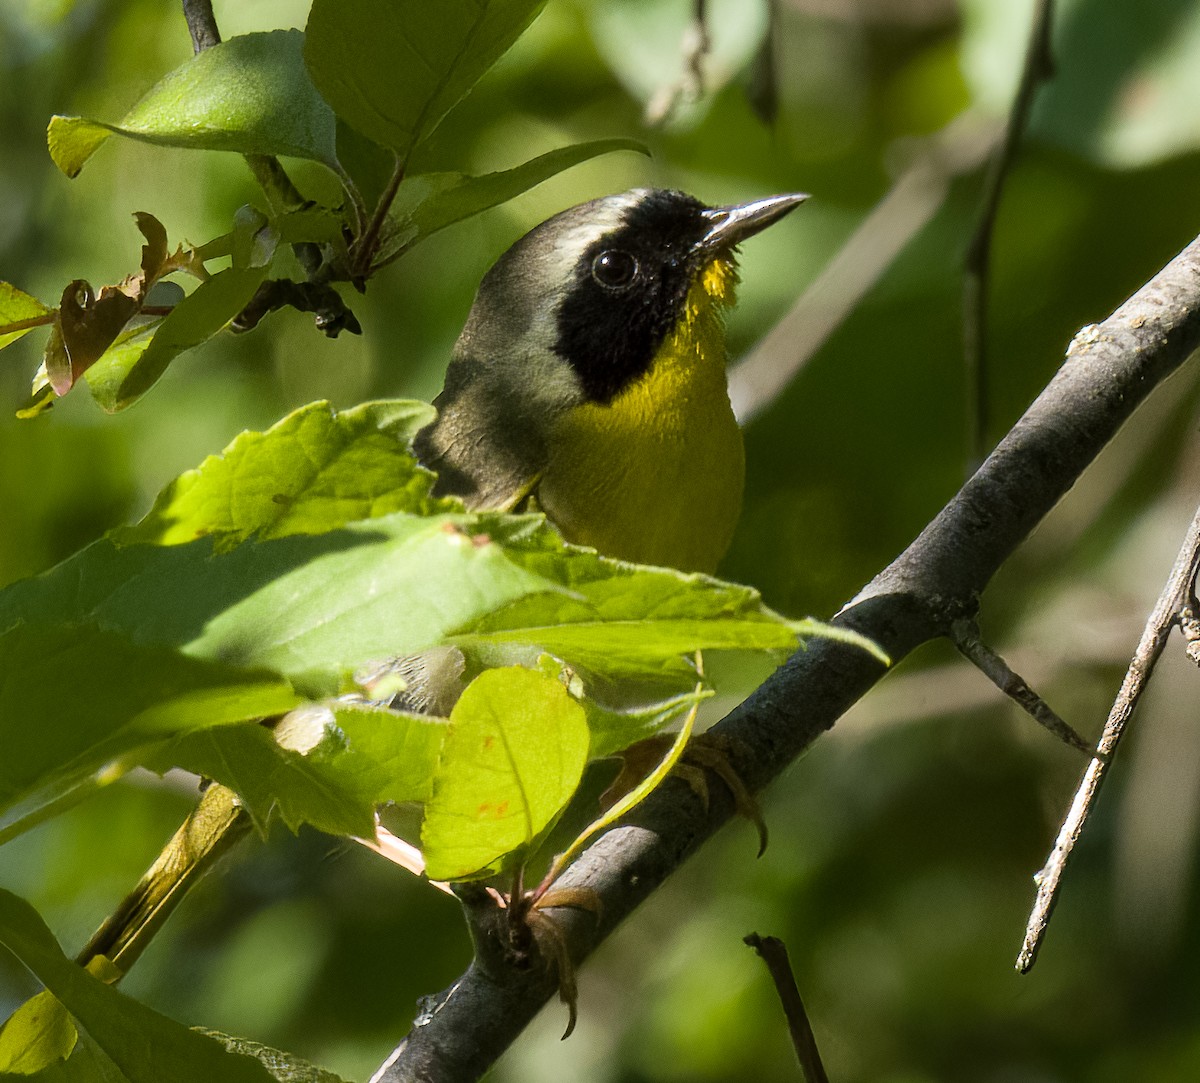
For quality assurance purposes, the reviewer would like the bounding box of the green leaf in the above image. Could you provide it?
[380,139,647,264]
[0,989,77,1073]
[452,550,803,680]
[47,31,337,178]
[84,267,267,412]
[117,399,452,548]
[0,889,278,1082]
[0,622,298,824]
[962,0,1200,168]
[153,702,448,836]
[304,0,547,157]
[421,667,589,881]
[585,688,711,760]
[0,501,811,826]
[0,282,53,351]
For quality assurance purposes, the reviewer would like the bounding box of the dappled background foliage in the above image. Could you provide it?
[3,0,1200,1080]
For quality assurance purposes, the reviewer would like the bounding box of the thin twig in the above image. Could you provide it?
[745,934,830,1083]
[950,618,1090,752]
[357,157,406,279]
[644,0,711,126]
[0,313,58,334]
[181,0,220,52]
[962,0,1056,468]
[728,112,1001,425]
[1017,501,1200,973]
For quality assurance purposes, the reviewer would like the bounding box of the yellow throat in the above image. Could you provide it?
[537,257,745,574]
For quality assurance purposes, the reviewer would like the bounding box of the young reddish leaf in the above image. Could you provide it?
[84,267,267,412]
[46,279,140,394]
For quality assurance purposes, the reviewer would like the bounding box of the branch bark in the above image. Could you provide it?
[374,233,1200,1082]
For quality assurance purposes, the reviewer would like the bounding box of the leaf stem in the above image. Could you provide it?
[355,155,406,279]
[1,313,57,334]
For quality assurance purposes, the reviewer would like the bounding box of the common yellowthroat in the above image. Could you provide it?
[76,187,805,974]
[416,188,807,573]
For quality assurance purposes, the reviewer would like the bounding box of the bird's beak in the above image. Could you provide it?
[695,193,809,255]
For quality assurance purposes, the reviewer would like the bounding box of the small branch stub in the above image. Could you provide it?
[950,618,1091,752]
[745,933,830,1083]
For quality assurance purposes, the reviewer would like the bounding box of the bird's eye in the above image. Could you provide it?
[591,249,639,289]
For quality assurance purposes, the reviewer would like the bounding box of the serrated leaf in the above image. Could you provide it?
[152,702,447,837]
[452,548,802,680]
[0,890,279,1082]
[0,282,53,351]
[84,266,267,412]
[421,666,589,881]
[117,399,452,548]
[0,499,810,826]
[48,31,337,178]
[194,1031,354,1083]
[304,0,546,157]
[585,687,711,760]
[378,139,647,265]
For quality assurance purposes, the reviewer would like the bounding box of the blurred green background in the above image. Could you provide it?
[3,0,1200,1080]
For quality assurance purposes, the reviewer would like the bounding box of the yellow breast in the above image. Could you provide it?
[537,259,745,574]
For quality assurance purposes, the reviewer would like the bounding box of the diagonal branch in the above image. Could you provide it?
[373,229,1200,1081]
[1017,500,1200,973]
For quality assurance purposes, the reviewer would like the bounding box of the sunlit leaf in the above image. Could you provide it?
[0,989,77,1073]
[421,666,589,881]
[117,399,452,548]
[304,0,546,157]
[152,701,448,836]
[196,1031,354,1083]
[0,282,53,351]
[47,31,337,177]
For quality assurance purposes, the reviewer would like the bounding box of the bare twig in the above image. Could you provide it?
[358,157,406,279]
[375,230,1200,1083]
[644,0,711,126]
[1017,501,1200,973]
[745,933,830,1083]
[962,0,1056,467]
[950,617,1090,752]
[728,112,1001,425]
[181,0,220,52]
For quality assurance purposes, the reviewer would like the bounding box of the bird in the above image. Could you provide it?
[415,187,807,574]
[76,186,806,977]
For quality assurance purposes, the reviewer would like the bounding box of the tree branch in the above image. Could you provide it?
[373,231,1200,1080]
